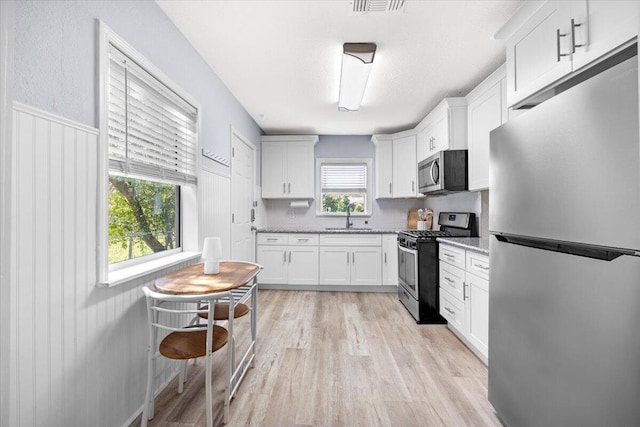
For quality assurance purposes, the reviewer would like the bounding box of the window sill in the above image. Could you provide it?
[100,251,202,288]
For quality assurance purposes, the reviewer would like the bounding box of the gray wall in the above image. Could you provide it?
[14,0,262,177]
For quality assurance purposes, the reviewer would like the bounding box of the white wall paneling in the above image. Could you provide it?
[9,105,196,427]
[0,2,15,425]
[200,169,232,259]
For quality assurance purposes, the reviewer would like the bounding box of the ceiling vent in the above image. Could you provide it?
[350,0,406,14]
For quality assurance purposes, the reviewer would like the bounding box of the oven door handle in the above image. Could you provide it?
[398,245,418,256]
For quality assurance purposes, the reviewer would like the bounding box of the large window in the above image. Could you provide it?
[316,158,372,215]
[100,24,199,276]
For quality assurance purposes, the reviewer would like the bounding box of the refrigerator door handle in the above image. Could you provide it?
[494,233,639,261]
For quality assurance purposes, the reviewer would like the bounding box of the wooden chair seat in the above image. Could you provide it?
[197,302,250,320]
[159,325,228,360]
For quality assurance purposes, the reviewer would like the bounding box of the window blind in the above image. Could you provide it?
[320,163,367,191]
[108,44,197,185]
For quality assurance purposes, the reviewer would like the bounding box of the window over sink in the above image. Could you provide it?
[316,158,372,216]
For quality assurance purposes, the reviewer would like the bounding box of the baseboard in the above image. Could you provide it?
[258,284,398,293]
[122,369,182,427]
[446,324,488,366]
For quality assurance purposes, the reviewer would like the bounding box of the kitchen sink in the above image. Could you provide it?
[324,227,372,231]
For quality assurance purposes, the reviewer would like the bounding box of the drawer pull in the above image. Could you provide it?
[444,277,455,285]
[444,253,455,259]
[474,264,489,271]
[267,238,278,241]
[297,238,309,242]
[445,307,455,316]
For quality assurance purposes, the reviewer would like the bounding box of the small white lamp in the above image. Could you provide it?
[202,237,222,274]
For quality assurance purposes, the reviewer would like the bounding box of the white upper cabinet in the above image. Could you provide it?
[466,64,507,191]
[571,1,639,71]
[392,132,418,198]
[373,131,418,199]
[372,136,393,199]
[505,0,638,108]
[416,97,467,163]
[261,135,318,199]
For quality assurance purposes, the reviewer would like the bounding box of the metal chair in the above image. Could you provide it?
[141,284,233,427]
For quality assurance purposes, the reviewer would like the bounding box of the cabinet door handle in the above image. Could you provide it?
[347,252,350,264]
[283,183,286,193]
[352,252,355,263]
[570,19,584,53]
[283,251,287,262]
[389,182,392,194]
[556,29,569,62]
[412,181,415,192]
[384,252,387,264]
[288,251,292,263]
[463,282,467,300]
[288,183,291,193]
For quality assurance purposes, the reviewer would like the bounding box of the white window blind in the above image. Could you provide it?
[108,44,197,185]
[320,163,367,192]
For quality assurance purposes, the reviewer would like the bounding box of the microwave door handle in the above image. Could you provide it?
[430,161,438,185]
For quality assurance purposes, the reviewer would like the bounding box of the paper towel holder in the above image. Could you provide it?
[289,200,310,209]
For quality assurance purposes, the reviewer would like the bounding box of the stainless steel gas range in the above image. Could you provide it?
[397,212,477,324]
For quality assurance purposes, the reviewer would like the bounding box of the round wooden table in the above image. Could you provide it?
[153,261,261,295]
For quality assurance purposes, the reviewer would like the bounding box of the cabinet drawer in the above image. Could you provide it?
[466,252,490,280]
[439,262,465,302]
[439,244,465,269]
[257,233,288,245]
[440,288,466,333]
[319,234,381,246]
[287,234,319,246]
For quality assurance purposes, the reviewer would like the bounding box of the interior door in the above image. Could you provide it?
[231,130,255,262]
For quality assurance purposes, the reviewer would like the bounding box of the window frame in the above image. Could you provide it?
[97,22,201,286]
[315,158,372,217]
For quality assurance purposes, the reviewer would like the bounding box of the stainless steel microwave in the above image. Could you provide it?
[418,150,468,195]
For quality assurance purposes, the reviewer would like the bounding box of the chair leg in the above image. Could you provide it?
[205,354,213,427]
[224,331,232,424]
[141,349,156,427]
[178,359,188,393]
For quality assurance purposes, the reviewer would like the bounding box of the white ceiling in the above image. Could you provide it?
[156,0,523,135]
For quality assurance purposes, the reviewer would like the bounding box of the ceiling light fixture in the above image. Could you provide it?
[338,43,377,112]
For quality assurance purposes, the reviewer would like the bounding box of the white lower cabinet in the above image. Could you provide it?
[258,233,390,288]
[382,234,398,286]
[318,234,383,286]
[257,233,319,285]
[439,243,490,363]
[319,246,382,286]
[256,244,288,284]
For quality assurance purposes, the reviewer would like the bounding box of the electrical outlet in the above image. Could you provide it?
[288,210,295,218]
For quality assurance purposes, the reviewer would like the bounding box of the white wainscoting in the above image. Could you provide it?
[8,105,198,427]
[200,169,232,259]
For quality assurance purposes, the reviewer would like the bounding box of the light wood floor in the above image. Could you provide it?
[133,290,502,427]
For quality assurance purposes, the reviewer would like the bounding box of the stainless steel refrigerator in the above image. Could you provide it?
[489,48,640,427]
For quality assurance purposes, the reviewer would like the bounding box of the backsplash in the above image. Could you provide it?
[264,197,425,229]
[421,191,483,233]
[264,190,485,232]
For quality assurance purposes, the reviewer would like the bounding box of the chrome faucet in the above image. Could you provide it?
[345,203,354,229]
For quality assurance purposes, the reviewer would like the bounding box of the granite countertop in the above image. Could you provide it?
[436,237,490,255]
[256,228,400,235]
